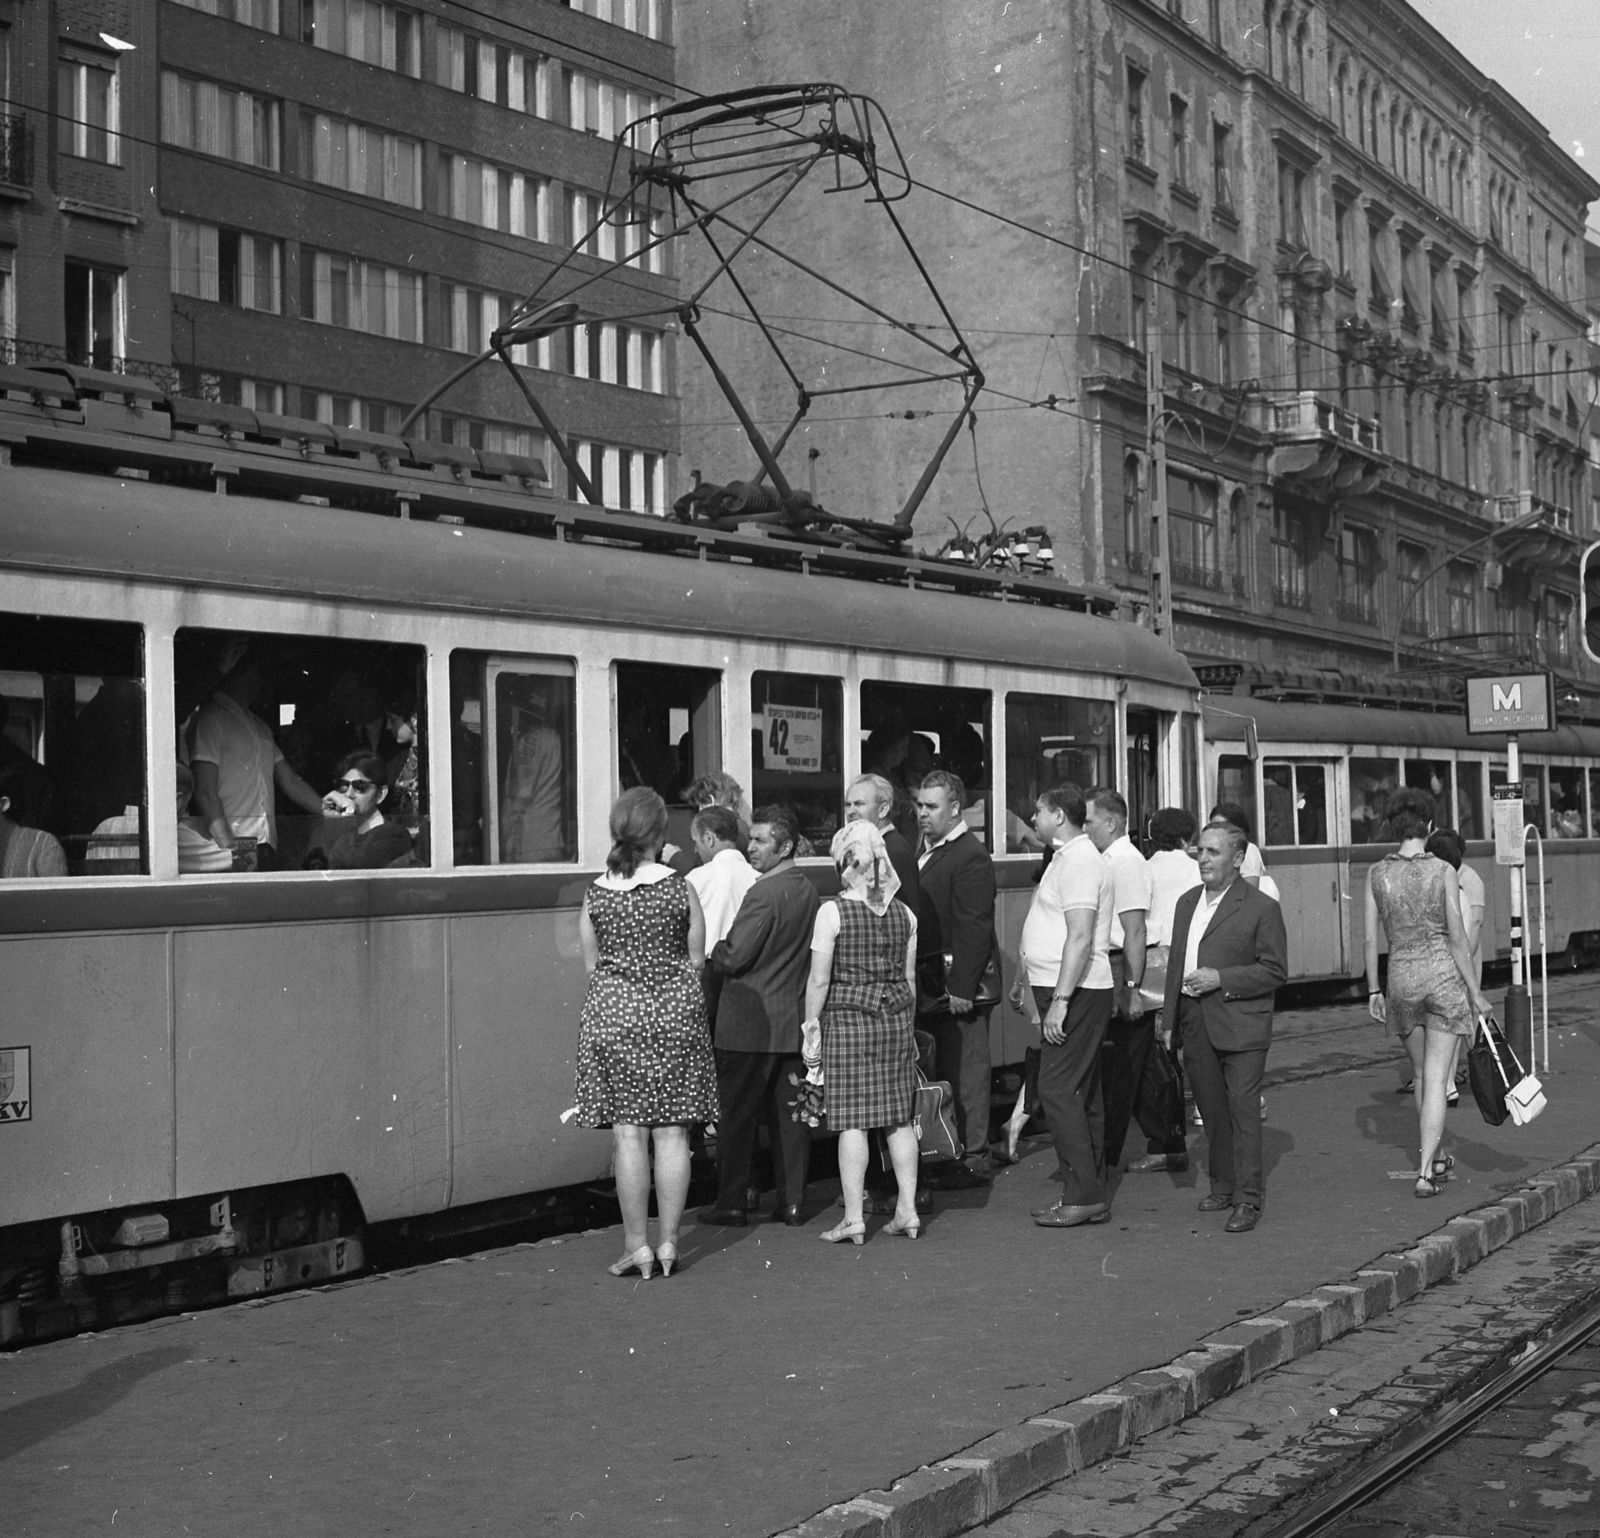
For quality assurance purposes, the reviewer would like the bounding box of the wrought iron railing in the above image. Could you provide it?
[1170,560,1223,591]
[1272,579,1312,610]
[9,339,181,393]
[1336,595,1377,625]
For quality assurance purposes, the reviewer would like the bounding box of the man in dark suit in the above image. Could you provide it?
[1161,819,1289,1233]
[915,769,998,1186]
[700,804,820,1227]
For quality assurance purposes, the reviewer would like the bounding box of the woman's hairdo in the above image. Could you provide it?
[1386,786,1437,841]
[686,771,742,809]
[1424,828,1464,868]
[1149,807,1197,850]
[607,786,669,877]
[1210,801,1254,842]
[335,750,389,790]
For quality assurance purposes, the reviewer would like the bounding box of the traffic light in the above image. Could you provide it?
[1585,540,1600,665]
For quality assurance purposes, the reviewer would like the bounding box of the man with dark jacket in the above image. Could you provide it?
[700,805,820,1227]
[1161,820,1289,1233]
[915,770,998,1186]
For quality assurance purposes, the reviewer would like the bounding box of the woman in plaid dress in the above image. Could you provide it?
[802,822,922,1243]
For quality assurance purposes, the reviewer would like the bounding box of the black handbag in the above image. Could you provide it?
[1135,1036,1186,1147]
[916,951,1001,1014]
[1467,1014,1513,1127]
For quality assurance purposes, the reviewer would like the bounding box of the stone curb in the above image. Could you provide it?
[772,1144,1600,1538]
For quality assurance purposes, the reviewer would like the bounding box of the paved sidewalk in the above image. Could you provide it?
[2,978,1596,1538]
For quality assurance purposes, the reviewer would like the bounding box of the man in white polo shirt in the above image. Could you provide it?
[1010,782,1116,1228]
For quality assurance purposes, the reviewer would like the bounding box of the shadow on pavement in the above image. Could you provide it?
[0,1344,191,1462]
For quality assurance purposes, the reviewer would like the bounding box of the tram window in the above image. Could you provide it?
[1590,770,1600,837]
[863,680,993,850]
[1,613,145,877]
[1455,762,1483,840]
[1548,766,1584,839]
[1125,707,1164,846]
[1403,760,1455,830]
[1263,760,1328,846]
[1490,764,1546,837]
[1003,693,1113,852]
[1214,755,1257,845]
[1349,756,1400,843]
[449,653,577,866]
[750,672,842,852]
[175,628,428,872]
[616,662,721,860]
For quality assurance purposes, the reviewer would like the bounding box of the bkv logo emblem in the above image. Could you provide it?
[0,1046,31,1122]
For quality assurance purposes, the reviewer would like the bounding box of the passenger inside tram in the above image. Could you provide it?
[1005,694,1113,853]
[861,682,993,851]
[0,760,68,879]
[174,761,233,874]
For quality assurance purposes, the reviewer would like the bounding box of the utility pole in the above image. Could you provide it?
[1148,339,1174,641]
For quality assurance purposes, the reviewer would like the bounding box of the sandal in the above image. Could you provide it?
[1415,1175,1443,1198]
[1431,1154,1455,1179]
[1445,1088,1459,1108]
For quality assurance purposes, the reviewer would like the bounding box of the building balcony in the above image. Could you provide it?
[1492,490,1574,534]
[1171,560,1223,592]
[1272,578,1313,611]
[1268,390,1382,453]
[1335,595,1378,626]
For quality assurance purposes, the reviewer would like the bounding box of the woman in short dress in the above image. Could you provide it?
[576,787,718,1279]
[802,821,921,1244]
[1364,787,1490,1198]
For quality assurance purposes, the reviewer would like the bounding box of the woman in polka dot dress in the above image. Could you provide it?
[577,787,719,1279]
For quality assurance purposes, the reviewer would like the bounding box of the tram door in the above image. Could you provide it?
[1125,708,1163,847]
[1261,757,1346,978]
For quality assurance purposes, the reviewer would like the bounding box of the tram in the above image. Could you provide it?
[0,365,1198,1342]
[1203,698,1600,985]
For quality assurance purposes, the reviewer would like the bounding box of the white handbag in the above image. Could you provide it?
[1480,1019,1547,1126]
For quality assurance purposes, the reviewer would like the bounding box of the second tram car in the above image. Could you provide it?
[1204,698,1600,984]
[0,372,1198,1341]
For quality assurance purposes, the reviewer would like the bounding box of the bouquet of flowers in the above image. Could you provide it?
[791,1017,825,1127]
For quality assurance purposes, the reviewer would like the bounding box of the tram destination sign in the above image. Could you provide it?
[1464,672,1555,735]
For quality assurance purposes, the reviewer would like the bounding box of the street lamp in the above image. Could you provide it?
[1390,505,1549,673]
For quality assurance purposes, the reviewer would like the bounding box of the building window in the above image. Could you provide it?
[59,50,119,164]
[1123,453,1145,571]
[1337,524,1378,623]
[569,321,665,392]
[1456,274,1474,358]
[1168,471,1220,588]
[171,219,283,312]
[566,438,666,515]
[439,282,552,367]
[1271,504,1311,608]
[438,414,550,473]
[64,261,123,368]
[161,73,281,169]
[301,390,405,433]
[1333,192,1352,279]
[1228,489,1248,596]
[1276,158,1308,250]
[1368,221,1391,315]
[1212,121,1233,209]
[0,258,14,364]
[566,190,667,274]
[1215,306,1233,385]
[300,1,421,75]
[1170,96,1190,187]
[171,0,283,29]
[1545,590,1574,664]
[437,151,550,238]
[1126,65,1147,164]
[300,250,423,341]
[298,110,420,206]
[563,0,669,41]
[435,23,544,109]
[561,66,662,148]
[1172,277,1195,372]
[1396,540,1431,635]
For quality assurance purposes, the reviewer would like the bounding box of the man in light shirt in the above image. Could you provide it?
[1010,782,1116,1228]
[1161,821,1288,1233]
[1084,787,1152,1173]
[686,805,759,951]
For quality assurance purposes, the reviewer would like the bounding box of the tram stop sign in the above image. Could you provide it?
[1464,672,1555,735]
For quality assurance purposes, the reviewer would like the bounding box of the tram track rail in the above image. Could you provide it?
[1248,1286,1600,1538]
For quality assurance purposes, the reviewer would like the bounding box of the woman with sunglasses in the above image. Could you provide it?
[309,752,413,870]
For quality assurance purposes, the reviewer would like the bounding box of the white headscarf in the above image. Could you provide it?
[830,820,901,917]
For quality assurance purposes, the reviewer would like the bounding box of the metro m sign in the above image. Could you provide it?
[1464,672,1555,734]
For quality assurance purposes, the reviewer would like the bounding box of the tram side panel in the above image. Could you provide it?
[171,914,452,1223]
[0,932,176,1227]
[447,905,610,1207]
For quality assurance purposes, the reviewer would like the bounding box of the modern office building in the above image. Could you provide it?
[677,1,1600,715]
[0,0,677,511]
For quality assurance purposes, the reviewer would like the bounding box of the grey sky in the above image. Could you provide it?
[1412,0,1600,229]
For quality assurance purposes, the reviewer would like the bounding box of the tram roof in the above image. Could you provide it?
[1202,697,1600,757]
[0,464,1199,690]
